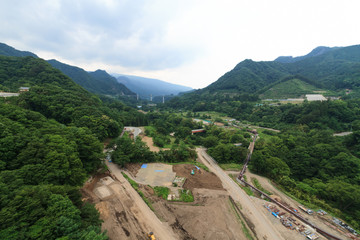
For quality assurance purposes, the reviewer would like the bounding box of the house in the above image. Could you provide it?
[19,87,30,92]
[191,129,205,135]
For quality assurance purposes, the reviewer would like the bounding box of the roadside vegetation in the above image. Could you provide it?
[229,198,255,240]
[121,172,154,211]
[219,163,243,171]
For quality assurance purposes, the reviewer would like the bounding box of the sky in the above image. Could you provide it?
[1,0,360,89]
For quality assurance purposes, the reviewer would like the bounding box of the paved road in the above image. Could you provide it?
[106,161,178,240]
[196,147,285,240]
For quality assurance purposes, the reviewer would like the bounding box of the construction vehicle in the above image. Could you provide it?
[299,205,313,214]
[147,232,156,240]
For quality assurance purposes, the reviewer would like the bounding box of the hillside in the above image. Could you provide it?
[115,74,192,98]
[48,60,135,96]
[0,55,129,239]
[0,43,38,58]
[177,44,360,101]
[0,42,135,96]
[259,77,324,99]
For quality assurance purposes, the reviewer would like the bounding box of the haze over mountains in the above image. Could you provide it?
[0,43,191,99]
[114,74,193,99]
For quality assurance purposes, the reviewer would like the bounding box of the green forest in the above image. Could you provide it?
[250,128,360,228]
[0,55,148,239]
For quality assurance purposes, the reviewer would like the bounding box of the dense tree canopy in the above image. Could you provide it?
[249,128,360,229]
[0,102,107,239]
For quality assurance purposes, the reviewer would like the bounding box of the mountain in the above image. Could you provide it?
[0,42,38,58]
[114,74,193,99]
[274,46,335,63]
[199,44,360,96]
[48,60,135,96]
[0,42,135,96]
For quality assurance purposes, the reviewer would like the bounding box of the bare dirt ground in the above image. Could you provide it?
[141,135,161,152]
[173,164,224,191]
[82,172,150,240]
[83,161,250,240]
[197,148,286,240]
[139,128,170,152]
[241,170,353,240]
[150,188,248,240]
[82,163,178,240]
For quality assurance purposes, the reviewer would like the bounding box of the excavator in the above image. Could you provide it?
[147,232,156,240]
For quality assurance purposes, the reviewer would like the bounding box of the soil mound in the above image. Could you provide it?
[173,164,224,190]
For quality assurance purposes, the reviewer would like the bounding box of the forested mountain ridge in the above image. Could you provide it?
[190,44,360,97]
[48,60,134,96]
[0,56,144,140]
[274,46,334,63]
[0,55,118,238]
[115,74,193,99]
[0,43,38,58]
[0,43,134,96]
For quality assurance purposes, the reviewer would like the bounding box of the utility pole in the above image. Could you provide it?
[163,95,165,104]
[150,94,152,102]
[137,93,139,101]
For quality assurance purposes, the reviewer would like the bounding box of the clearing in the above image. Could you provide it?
[82,160,250,239]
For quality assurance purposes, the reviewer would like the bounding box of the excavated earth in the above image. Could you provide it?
[82,163,248,240]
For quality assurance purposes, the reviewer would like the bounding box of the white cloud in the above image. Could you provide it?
[1,0,360,88]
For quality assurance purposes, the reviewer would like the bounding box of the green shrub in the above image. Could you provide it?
[154,186,170,200]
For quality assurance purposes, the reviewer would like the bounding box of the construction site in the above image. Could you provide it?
[80,130,357,240]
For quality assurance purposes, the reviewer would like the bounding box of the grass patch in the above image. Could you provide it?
[219,163,243,171]
[251,178,272,195]
[121,172,154,211]
[154,186,170,200]
[179,189,194,202]
[228,199,254,240]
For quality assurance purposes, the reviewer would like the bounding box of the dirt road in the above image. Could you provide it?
[196,147,285,240]
[105,161,178,240]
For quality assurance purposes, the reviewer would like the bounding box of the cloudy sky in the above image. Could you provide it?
[1,0,360,88]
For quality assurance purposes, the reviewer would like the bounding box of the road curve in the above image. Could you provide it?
[196,147,285,240]
[106,161,178,240]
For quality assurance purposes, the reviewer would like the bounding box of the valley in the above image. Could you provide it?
[1,42,360,240]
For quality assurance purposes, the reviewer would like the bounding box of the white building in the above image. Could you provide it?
[305,94,327,101]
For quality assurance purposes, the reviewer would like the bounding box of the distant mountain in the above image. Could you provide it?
[0,43,38,58]
[114,74,193,99]
[274,46,335,63]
